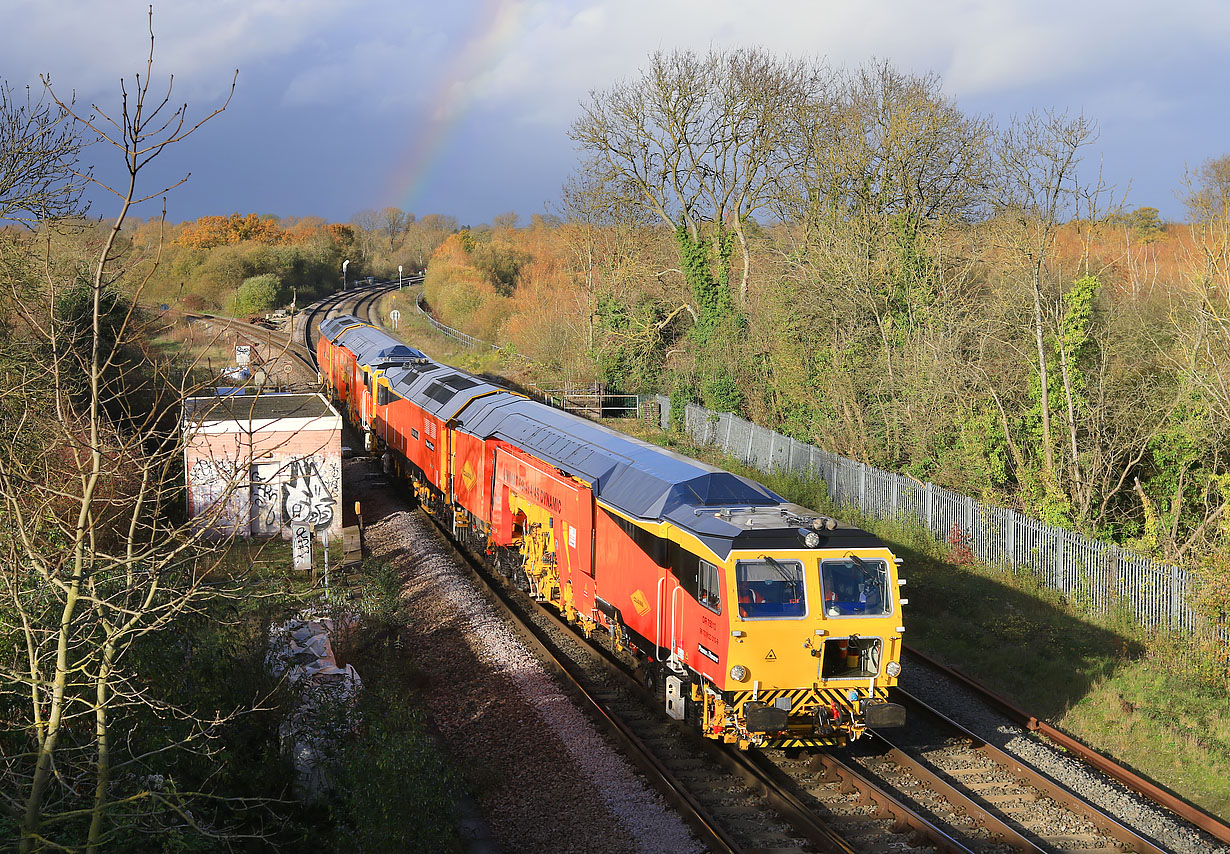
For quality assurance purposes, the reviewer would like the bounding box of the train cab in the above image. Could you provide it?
[318,322,905,750]
[658,505,907,749]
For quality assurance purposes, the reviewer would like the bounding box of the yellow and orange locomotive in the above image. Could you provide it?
[318,315,906,747]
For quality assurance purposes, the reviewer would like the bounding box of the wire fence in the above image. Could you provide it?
[674,400,1207,638]
[413,293,498,351]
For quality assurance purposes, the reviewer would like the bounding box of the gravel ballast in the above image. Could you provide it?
[359,471,702,854]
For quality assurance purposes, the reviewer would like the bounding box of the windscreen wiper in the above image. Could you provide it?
[763,555,794,582]
[848,553,880,586]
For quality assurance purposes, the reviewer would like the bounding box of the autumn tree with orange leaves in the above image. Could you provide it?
[175,212,293,248]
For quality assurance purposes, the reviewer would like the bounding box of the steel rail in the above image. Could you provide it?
[904,645,1230,846]
[751,749,978,854]
[183,310,320,381]
[300,282,401,371]
[890,688,1171,853]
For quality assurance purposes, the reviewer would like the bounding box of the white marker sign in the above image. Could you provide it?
[389,309,401,330]
[235,344,251,366]
[292,523,312,572]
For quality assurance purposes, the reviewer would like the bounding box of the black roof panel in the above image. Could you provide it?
[384,363,504,419]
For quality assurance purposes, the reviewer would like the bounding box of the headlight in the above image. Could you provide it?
[729,665,748,682]
[798,528,821,548]
[885,661,901,677]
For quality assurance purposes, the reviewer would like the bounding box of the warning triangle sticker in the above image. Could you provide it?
[765,649,777,660]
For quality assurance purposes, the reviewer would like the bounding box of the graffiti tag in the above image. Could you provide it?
[282,457,337,531]
[292,523,313,571]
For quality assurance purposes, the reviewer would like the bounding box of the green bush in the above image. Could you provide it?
[233,273,283,317]
[332,681,463,853]
[316,559,463,851]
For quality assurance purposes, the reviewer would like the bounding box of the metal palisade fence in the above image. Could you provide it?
[673,400,1201,637]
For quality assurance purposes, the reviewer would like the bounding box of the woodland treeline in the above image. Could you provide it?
[413,49,1230,617]
[52,207,460,318]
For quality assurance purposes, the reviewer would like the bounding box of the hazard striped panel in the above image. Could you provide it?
[728,685,890,714]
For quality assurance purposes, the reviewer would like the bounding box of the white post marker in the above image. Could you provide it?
[342,258,350,292]
[292,523,312,572]
[321,528,330,594]
[398,264,403,290]
[389,309,401,330]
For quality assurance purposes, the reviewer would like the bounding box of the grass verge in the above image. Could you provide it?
[116,543,465,851]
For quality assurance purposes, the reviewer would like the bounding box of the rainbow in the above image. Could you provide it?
[388,0,527,213]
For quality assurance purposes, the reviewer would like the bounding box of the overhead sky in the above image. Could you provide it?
[5,0,1229,226]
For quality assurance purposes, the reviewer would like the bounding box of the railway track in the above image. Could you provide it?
[182,310,319,383]
[177,275,414,395]
[903,646,1230,850]
[786,691,1170,853]
[417,505,1220,853]
[299,276,419,368]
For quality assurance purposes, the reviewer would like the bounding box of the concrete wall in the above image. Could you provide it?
[184,416,343,542]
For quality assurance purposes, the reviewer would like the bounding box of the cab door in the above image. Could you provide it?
[656,568,689,720]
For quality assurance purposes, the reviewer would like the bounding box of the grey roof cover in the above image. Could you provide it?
[319,315,366,342]
[384,362,504,419]
[337,325,427,367]
[452,394,786,554]
[183,392,338,425]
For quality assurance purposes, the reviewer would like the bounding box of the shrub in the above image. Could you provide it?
[233,273,283,317]
[332,683,462,853]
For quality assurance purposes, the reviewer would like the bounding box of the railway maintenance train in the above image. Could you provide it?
[317,314,907,748]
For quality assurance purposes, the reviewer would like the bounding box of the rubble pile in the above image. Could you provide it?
[266,614,361,799]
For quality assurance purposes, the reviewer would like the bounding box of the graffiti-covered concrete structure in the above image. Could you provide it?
[182,392,343,541]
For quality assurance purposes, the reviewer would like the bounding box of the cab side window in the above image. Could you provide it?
[698,560,721,613]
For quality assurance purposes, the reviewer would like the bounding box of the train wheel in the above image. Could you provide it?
[514,567,531,593]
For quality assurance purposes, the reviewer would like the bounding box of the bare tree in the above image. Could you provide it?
[572,47,821,307]
[490,210,519,232]
[0,83,89,226]
[1147,154,1230,557]
[993,110,1097,486]
[774,61,992,460]
[555,172,680,378]
[350,208,380,259]
[0,11,244,851]
[378,205,412,250]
